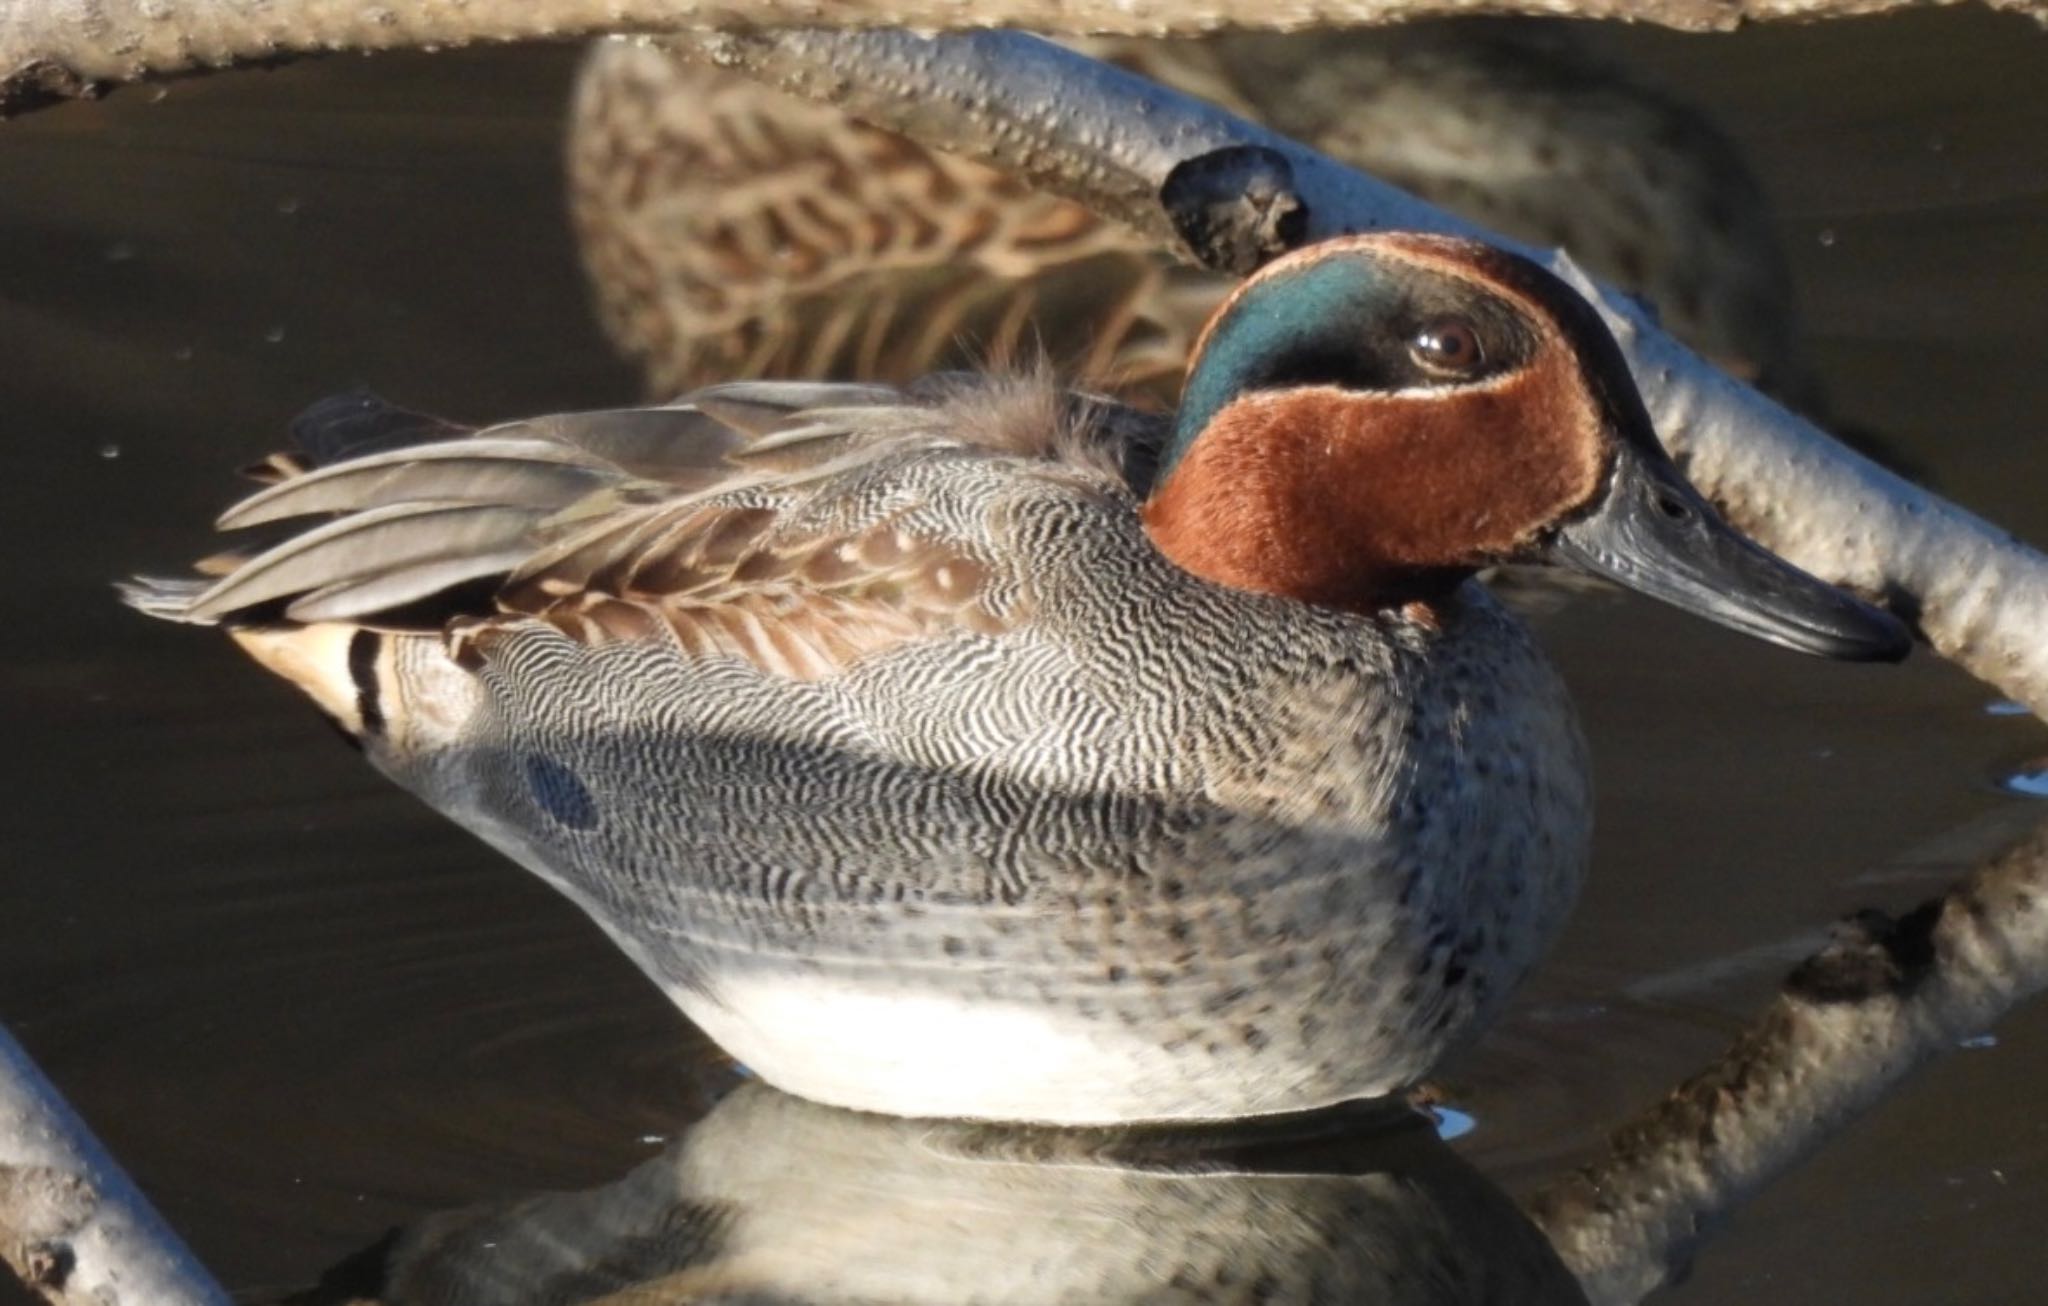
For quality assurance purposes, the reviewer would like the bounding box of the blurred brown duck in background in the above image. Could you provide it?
[569,20,1820,411]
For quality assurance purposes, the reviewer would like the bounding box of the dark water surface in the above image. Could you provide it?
[2,11,2045,1301]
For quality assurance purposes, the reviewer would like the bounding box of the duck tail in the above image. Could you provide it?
[118,390,518,746]
[228,622,390,741]
[115,575,214,623]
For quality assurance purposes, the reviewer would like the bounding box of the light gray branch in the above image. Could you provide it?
[0,1024,229,1305]
[1526,814,2048,1304]
[669,28,2048,719]
[5,0,2046,117]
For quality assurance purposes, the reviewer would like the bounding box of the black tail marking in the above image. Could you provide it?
[347,628,386,737]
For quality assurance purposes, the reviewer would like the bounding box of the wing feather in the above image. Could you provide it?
[134,377,1151,679]
[691,381,903,435]
[184,502,552,622]
[288,389,473,465]
[283,549,540,624]
[216,439,612,528]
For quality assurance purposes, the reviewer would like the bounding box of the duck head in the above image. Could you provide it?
[1142,233,1909,661]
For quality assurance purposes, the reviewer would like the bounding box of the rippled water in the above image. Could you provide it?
[3,11,2047,1302]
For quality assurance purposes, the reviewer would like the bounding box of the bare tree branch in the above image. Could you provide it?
[0,1025,229,1305]
[5,0,2047,118]
[1525,814,2048,1305]
[665,28,2048,719]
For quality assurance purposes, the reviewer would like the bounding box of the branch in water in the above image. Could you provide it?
[1525,814,2048,1305]
[0,1024,230,1305]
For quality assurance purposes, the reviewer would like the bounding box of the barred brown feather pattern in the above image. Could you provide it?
[495,493,1015,679]
[568,41,1216,400]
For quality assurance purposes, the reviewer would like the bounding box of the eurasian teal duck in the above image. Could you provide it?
[128,234,1904,1123]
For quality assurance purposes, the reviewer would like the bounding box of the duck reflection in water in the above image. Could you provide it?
[300,1083,1584,1306]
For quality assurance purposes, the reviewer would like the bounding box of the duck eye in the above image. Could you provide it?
[1410,319,1485,376]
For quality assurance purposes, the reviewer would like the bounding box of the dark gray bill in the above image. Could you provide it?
[1544,444,1911,663]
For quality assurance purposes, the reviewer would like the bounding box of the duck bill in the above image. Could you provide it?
[1544,445,1911,663]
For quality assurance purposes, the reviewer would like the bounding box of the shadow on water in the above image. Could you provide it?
[0,9,2046,1303]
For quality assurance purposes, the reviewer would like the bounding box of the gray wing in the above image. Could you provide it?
[128,378,1165,679]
